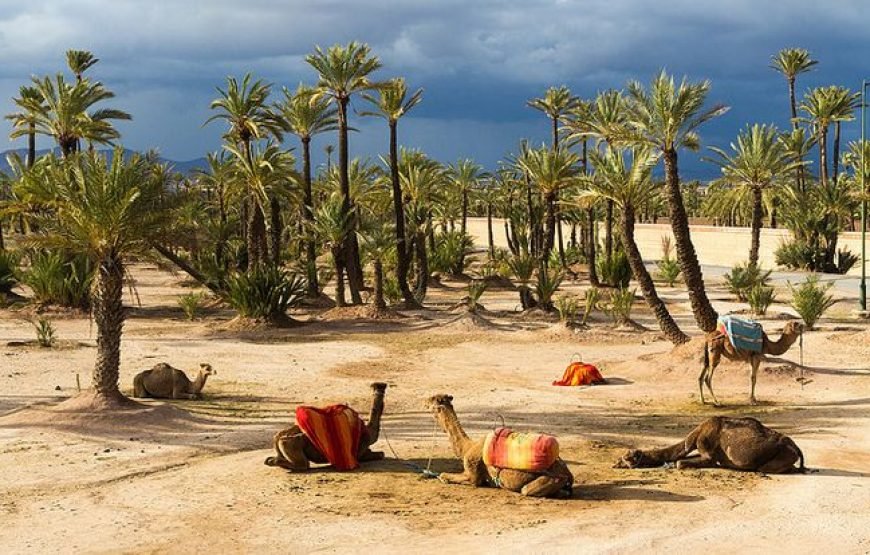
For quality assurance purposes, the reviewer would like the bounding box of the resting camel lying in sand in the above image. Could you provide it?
[264,382,387,471]
[426,394,573,498]
[701,321,804,405]
[614,416,805,473]
[133,362,215,400]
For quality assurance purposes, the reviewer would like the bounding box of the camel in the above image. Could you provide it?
[700,320,804,405]
[614,416,805,474]
[425,394,573,498]
[264,382,387,471]
[132,362,215,400]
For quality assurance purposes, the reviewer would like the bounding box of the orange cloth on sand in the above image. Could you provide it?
[482,427,559,472]
[295,404,364,470]
[552,362,606,386]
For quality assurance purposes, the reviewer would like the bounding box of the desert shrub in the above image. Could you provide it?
[774,239,824,271]
[534,267,563,311]
[724,262,771,302]
[656,258,681,286]
[0,250,18,294]
[224,267,306,322]
[33,318,56,347]
[383,276,401,305]
[177,291,207,320]
[608,287,636,324]
[582,286,601,325]
[837,248,859,275]
[788,275,835,329]
[21,250,93,309]
[429,231,473,275]
[507,252,537,309]
[597,249,631,288]
[747,284,776,316]
[555,295,579,323]
[467,279,487,311]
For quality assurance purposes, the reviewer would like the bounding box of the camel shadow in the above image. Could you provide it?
[603,377,634,386]
[810,467,870,478]
[574,479,704,502]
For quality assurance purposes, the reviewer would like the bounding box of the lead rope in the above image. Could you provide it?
[381,418,439,479]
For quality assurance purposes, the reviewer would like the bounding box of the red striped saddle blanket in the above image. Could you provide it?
[295,404,365,471]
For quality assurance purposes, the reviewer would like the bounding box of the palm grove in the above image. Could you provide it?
[0,45,864,406]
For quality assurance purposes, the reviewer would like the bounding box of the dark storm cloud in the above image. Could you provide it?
[1,0,869,172]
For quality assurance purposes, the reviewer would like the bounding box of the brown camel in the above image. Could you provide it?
[700,320,804,405]
[133,362,215,400]
[425,394,573,498]
[264,382,387,471]
[614,416,805,473]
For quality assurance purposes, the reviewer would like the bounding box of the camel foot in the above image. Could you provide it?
[264,456,278,466]
[749,398,759,406]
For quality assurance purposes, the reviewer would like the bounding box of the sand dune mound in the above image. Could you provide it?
[320,305,406,321]
[441,311,498,331]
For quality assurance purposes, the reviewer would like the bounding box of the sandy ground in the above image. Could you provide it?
[1,254,869,554]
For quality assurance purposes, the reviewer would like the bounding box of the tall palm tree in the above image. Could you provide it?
[770,48,818,124]
[306,41,384,304]
[621,70,729,332]
[357,221,395,311]
[276,84,339,296]
[707,124,802,267]
[6,85,44,167]
[798,86,858,188]
[360,77,423,307]
[579,147,688,344]
[195,152,234,272]
[828,86,859,185]
[205,74,280,158]
[310,195,352,307]
[4,150,171,405]
[10,74,131,157]
[66,50,99,82]
[446,158,485,269]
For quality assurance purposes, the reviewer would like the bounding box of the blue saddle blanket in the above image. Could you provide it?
[717,315,763,353]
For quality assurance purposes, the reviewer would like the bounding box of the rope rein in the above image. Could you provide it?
[380,418,440,479]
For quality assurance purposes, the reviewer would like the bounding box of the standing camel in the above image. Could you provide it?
[700,321,804,405]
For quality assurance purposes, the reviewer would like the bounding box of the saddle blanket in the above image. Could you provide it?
[482,427,559,472]
[717,315,763,353]
[553,362,606,386]
[295,404,364,470]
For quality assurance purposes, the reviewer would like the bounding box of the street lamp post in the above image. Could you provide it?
[862,80,868,312]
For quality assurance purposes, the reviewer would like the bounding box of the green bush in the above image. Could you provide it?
[429,231,473,275]
[383,276,402,305]
[555,295,579,323]
[224,267,306,322]
[507,253,537,309]
[33,318,56,348]
[724,262,771,302]
[597,250,631,288]
[747,284,776,316]
[534,267,563,310]
[837,248,859,275]
[775,239,824,271]
[467,279,487,311]
[177,291,207,320]
[608,287,636,325]
[656,258,681,286]
[583,287,601,325]
[788,275,835,329]
[21,250,93,309]
[0,250,19,294]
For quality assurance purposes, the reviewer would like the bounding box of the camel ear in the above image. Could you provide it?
[446,395,453,403]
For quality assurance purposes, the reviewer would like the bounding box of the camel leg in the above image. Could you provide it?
[264,430,311,472]
[675,455,717,470]
[358,449,385,462]
[698,364,709,405]
[133,375,148,398]
[705,356,721,407]
[749,356,761,405]
[437,471,474,485]
[520,460,573,498]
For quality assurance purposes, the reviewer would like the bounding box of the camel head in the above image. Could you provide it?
[370,382,388,396]
[199,363,216,376]
[425,394,454,412]
[782,321,805,338]
[613,449,659,469]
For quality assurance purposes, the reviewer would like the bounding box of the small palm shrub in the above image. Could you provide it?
[467,279,487,311]
[597,250,631,288]
[836,248,859,275]
[775,239,824,271]
[21,250,93,309]
[747,284,776,316]
[656,258,681,286]
[224,267,306,322]
[383,276,402,305]
[788,275,835,329]
[534,267,564,311]
[430,231,473,275]
[724,262,771,302]
[177,291,207,321]
[608,287,636,325]
[555,295,579,324]
[0,250,19,294]
[564,244,586,265]
[33,318,56,348]
[582,286,601,325]
[507,253,537,309]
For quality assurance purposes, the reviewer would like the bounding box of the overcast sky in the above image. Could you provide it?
[1,1,869,177]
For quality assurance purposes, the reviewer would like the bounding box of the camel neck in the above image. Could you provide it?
[192,371,209,394]
[365,392,385,443]
[764,330,799,356]
[439,408,473,457]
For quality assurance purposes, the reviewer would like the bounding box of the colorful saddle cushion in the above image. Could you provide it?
[295,404,365,470]
[553,362,606,386]
[717,315,763,353]
[482,427,559,472]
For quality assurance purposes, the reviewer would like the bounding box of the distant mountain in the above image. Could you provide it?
[0,148,208,175]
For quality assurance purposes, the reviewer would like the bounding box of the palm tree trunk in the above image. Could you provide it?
[833,121,841,185]
[819,126,829,187]
[486,203,495,258]
[414,231,428,301]
[301,137,319,296]
[459,189,469,271]
[247,198,268,269]
[605,199,614,260]
[749,186,763,268]
[556,194,566,267]
[373,258,386,310]
[586,206,599,286]
[621,205,688,344]
[525,177,537,257]
[92,255,126,400]
[337,97,363,304]
[27,123,36,168]
[788,77,798,125]
[270,195,282,267]
[543,191,557,265]
[388,121,418,308]
[663,147,717,332]
[332,248,346,307]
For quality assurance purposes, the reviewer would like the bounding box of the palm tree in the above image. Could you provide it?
[621,70,729,332]
[311,195,353,307]
[66,50,99,82]
[828,86,859,185]
[357,221,395,311]
[770,48,818,124]
[706,124,802,267]
[446,158,485,270]
[798,86,858,188]
[306,41,384,304]
[276,84,339,296]
[579,147,688,344]
[6,85,44,168]
[515,145,579,266]
[4,150,170,405]
[205,74,280,157]
[10,74,131,157]
[528,85,579,150]
[196,152,234,272]
[360,77,423,307]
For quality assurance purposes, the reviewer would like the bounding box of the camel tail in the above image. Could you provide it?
[791,439,807,473]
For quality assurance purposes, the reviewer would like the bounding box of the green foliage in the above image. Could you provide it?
[534,266,564,310]
[555,295,579,323]
[33,318,55,348]
[608,287,636,324]
[429,231,473,275]
[788,275,835,329]
[224,267,306,322]
[177,291,207,321]
[747,284,777,316]
[383,276,402,305]
[582,287,601,325]
[563,244,586,265]
[0,250,19,294]
[506,252,536,284]
[596,249,631,288]
[723,262,771,302]
[656,258,681,286]
[775,239,825,271]
[21,250,93,309]
[467,279,487,310]
[836,248,859,275]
